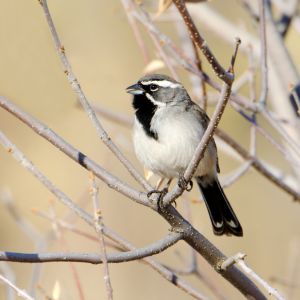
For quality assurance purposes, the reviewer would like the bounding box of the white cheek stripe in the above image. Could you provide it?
[145,93,166,107]
[141,80,181,89]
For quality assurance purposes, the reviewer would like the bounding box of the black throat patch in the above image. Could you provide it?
[132,94,158,140]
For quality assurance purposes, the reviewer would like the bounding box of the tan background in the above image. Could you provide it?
[0,0,300,299]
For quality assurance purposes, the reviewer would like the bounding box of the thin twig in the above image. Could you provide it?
[221,162,252,189]
[221,253,286,300]
[0,263,16,300]
[89,174,113,300]
[216,129,300,200]
[130,1,257,112]
[0,97,151,208]
[148,30,179,80]
[120,0,150,64]
[172,0,234,84]
[0,188,42,243]
[39,0,152,192]
[0,274,34,300]
[35,212,208,300]
[0,125,266,298]
[258,0,269,106]
[90,101,300,200]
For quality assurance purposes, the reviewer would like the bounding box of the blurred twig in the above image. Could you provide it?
[0,274,34,300]
[0,263,16,300]
[258,0,268,106]
[172,0,234,84]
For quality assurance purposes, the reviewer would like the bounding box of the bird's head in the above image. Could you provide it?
[126,74,188,107]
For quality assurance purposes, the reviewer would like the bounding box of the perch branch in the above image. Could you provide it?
[0,105,266,298]
[162,38,240,206]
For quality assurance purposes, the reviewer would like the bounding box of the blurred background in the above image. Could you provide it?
[0,0,300,299]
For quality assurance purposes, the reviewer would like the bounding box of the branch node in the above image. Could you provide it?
[219,252,247,271]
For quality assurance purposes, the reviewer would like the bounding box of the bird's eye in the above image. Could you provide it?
[150,84,158,92]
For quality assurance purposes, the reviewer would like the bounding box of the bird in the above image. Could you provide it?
[126,74,243,236]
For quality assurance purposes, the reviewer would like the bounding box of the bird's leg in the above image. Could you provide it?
[178,174,193,191]
[155,177,165,190]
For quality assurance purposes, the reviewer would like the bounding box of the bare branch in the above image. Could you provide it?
[0,108,266,298]
[120,0,150,64]
[258,0,269,106]
[39,0,152,192]
[0,96,151,208]
[221,253,286,300]
[0,263,16,300]
[159,205,267,300]
[172,0,234,84]
[38,212,209,300]
[0,274,34,300]
[90,101,300,200]
[0,232,182,264]
[90,174,113,300]
[216,129,300,201]
[129,1,257,112]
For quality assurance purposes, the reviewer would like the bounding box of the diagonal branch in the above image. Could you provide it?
[172,0,234,84]
[221,253,286,300]
[39,0,151,192]
[0,274,34,300]
[0,101,266,299]
[128,1,256,112]
[0,96,151,208]
[216,129,300,201]
[90,102,300,201]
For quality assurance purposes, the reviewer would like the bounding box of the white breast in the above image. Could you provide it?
[133,107,217,179]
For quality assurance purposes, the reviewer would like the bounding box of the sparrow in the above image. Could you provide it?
[126,74,243,236]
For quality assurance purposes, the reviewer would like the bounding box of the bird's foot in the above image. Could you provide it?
[178,175,193,192]
[147,188,168,210]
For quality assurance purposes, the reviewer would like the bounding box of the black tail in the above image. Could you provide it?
[196,176,243,237]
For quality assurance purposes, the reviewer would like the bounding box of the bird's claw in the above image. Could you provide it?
[147,188,168,210]
[178,175,193,191]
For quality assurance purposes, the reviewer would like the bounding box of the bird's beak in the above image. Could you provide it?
[126,83,144,95]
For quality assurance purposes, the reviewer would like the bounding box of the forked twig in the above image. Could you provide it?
[221,253,286,300]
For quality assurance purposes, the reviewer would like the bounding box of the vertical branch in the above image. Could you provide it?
[149,32,179,80]
[192,42,208,111]
[89,173,113,300]
[258,0,269,106]
[120,0,150,64]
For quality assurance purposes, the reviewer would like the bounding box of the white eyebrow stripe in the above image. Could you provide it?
[141,80,182,89]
